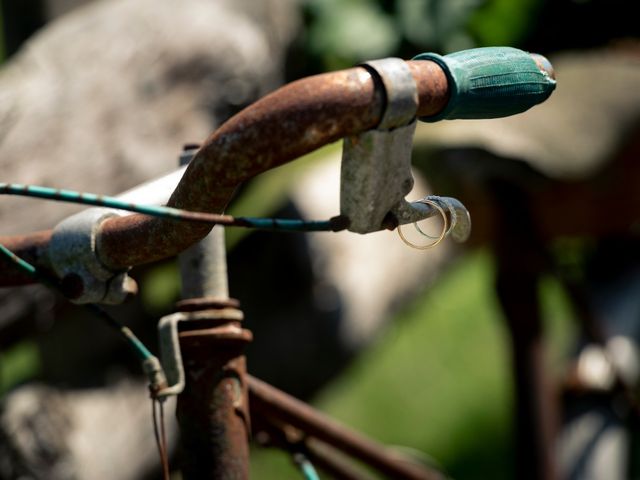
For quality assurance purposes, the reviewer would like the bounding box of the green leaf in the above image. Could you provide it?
[307,0,399,68]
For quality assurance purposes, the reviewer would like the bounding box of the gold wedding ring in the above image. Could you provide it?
[397,198,448,250]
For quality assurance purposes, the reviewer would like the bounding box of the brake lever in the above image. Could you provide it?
[339,57,470,243]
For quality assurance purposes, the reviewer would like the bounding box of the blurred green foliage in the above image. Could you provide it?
[467,0,540,46]
[305,0,400,71]
[301,0,542,71]
[250,251,576,479]
[0,342,40,394]
[299,0,639,76]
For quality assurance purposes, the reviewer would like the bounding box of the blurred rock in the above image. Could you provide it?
[0,0,297,235]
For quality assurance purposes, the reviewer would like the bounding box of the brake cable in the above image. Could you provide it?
[0,182,347,232]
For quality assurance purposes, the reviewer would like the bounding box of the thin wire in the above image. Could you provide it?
[159,400,169,476]
[152,399,161,452]
[293,453,321,480]
[0,182,344,232]
[3,240,170,474]
[152,399,171,480]
[0,242,49,282]
[0,241,153,361]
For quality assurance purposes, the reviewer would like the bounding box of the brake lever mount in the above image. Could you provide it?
[339,57,471,243]
[340,57,418,234]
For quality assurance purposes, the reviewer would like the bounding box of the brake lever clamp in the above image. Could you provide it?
[340,57,418,234]
[49,208,136,304]
[339,57,471,244]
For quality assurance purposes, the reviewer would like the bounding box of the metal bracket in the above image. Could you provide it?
[156,312,187,398]
[340,57,472,242]
[155,306,246,399]
[49,208,135,304]
[340,57,419,234]
[47,148,196,305]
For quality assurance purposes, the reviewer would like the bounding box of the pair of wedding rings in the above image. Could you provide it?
[397,196,457,250]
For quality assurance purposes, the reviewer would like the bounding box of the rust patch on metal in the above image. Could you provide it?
[175,305,252,479]
[248,375,443,480]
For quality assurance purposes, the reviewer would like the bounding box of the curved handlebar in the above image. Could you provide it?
[97,60,451,269]
[0,48,555,284]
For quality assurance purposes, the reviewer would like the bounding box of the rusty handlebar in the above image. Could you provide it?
[0,51,556,283]
[96,61,450,270]
[0,61,448,279]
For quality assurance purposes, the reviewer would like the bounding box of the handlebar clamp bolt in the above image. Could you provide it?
[49,208,134,304]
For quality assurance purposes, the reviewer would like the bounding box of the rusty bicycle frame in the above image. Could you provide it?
[0,50,556,479]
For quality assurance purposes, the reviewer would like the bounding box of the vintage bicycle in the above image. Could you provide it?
[0,46,555,478]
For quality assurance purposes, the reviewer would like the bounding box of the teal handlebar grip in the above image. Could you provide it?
[413,47,556,122]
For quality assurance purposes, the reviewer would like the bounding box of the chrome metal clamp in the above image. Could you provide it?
[340,57,471,241]
[47,149,193,305]
[48,208,136,304]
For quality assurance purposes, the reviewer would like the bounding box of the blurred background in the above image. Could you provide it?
[0,1,639,479]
